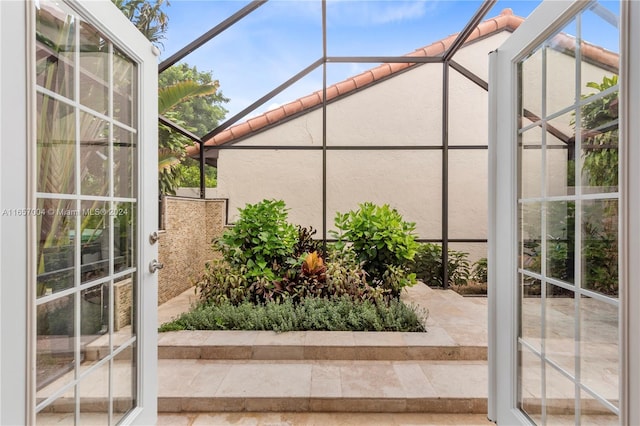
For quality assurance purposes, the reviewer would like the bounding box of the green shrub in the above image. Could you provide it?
[331,203,418,295]
[159,296,427,333]
[196,260,250,305]
[471,257,488,284]
[411,243,471,287]
[216,199,298,281]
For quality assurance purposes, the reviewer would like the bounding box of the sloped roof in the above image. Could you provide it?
[191,7,618,153]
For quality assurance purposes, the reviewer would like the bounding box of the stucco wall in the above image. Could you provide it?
[157,197,226,305]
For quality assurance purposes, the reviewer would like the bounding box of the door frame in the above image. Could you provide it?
[0,1,158,424]
[489,0,638,424]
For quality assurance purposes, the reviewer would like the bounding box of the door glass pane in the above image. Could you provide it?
[113,49,136,128]
[580,296,619,409]
[79,362,109,425]
[545,363,576,425]
[546,111,576,197]
[80,200,110,284]
[545,283,575,372]
[546,200,575,284]
[35,0,75,99]
[521,276,541,351]
[79,22,109,116]
[519,344,542,424]
[37,94,76,195]
[545,19,577,116]
[582,199,618,296]
[519,202,541,274]
[113,126,136,199]
[37,198,76,297]
[519,47,543,128]
[580,96,619,195]
[519,128,543,199]
[80,113,110,196]
[113,343,137,423]
[36,294,75,395]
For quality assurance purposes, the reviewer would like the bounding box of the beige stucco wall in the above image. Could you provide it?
[157,197,226,305]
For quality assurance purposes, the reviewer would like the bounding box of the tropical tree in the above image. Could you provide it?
[112,0,169,47]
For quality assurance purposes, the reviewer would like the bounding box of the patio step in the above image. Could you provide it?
[157,359,488,413]
[157,330,487,361]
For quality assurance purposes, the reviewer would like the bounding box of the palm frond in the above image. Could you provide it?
[158,80,219,114]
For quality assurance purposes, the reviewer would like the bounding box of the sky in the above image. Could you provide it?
[157,0,617,134]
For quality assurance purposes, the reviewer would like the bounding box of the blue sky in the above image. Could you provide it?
[158,0,616,131]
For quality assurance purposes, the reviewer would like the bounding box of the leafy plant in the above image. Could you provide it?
[293,225,325,258]
[331,203,419,292]
[216,199,298,281]
[196,260,250,305]
[410,243,471,288]
[471,257,488,284]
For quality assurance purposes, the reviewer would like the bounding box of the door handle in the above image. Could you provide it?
[149,231,160,245]
[149,259,164,273]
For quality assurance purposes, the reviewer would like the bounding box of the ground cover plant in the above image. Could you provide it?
[160,199,428,332]
[159,296,426,332]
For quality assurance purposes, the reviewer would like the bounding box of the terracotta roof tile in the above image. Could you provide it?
[190,8,614,154]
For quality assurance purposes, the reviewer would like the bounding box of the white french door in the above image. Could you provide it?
[0,1,158,424]
[489,0,640,424]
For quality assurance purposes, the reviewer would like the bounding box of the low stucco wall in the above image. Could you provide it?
[157,196,226,305]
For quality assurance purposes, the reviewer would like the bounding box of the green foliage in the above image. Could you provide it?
[158,64,229,136]
[331,203,419,295]
[471,258,488,284]
[580,75,618,190]
[113,0,169,48]
[293,225,325,258]
[410,243,471,288]
[159,296,427,333]
[216,200,298,281]
[176,158,217,188]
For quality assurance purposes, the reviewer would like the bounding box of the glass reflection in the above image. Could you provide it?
[113,49,136,128]
[521,276,541,351]
[36,295,75,395]
[519,345,542,425]
[582,199,618,296]
[545,19,577,116]
[80,112,109,196]
[80,200,110,284]
[545,283,575,373]
[113,126,136,199]
[519,202,541,274]
[518,47,543,127]
[36,0,75,99]
[78,362,109,425]
[79,21,109,115]
[518,127,543,199]
[37,198,76,297]
[546,201,575,285]
[580,297,619,408]
[37,94,76,195]
[113,343,137,423]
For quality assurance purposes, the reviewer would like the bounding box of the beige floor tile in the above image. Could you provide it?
[188,363,231,397]
[158,359,204,397]
[340,364,405,398]
[419,363,487,398]
[216,363,312,398]
[392,363,437,398]
[311,364,342,397]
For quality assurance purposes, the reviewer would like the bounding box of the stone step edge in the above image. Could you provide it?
[157,344,487,361]
[157,396,488,414]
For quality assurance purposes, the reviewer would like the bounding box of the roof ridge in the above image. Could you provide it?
[191,10,523,151]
